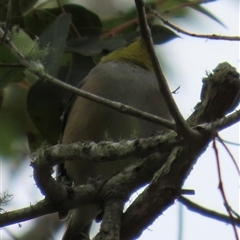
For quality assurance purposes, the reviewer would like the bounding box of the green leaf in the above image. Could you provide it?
[19,0,38,14]
[190,5,225,27]
[36,0,72,9]
[38,13,71,76]
[66,37,127,57]
[25,113,45,152]
[0,0,38,20]
[23,8,58,37]
[0,85,28,158]
[152,0,225,27]
[0,42,23,88]
[65,53,95,86]
[26,52,95,145]
[99,38,127,52]
[23,4,102,38]
[0,27,36,88]
[0,0,21,20]
[151,25,180,44]
[0,88,3,108]
[102,16,137,35]
[50,4,102,37]
[154,0,189,16]
[66,37,103,56]
[27,80,65,144]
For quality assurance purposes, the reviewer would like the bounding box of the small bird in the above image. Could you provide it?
[60,39,172,240]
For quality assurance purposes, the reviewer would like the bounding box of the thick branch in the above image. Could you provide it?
[119,62,240,239]
[121,140,209,239]
[188,62,240,125]
[94,198,124,240]
[42,132,182,165]
[208,110,240,131]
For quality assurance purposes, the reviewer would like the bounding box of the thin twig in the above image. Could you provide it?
[134,0,196,139]
[217,138,240,147]
[178,196,240,226]
[0,62,25,68]
[161,0,216,15]
[154,10,240,41]
[34,72,175,130]
[212,136,239,240]
[216,133,240,175]
[101,13,155,39]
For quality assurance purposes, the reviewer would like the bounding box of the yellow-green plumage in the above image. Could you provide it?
[101,39,153,72]
[61,39,171,240]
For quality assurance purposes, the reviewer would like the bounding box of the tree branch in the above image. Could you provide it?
[178,196,240,227]
[0,199,58,227]
[0,153,168,228]
[41,133,182,165]
[154,10,240,41]
[119,62,240,239]
[212,137,239,239]
[94,198,124,240]
[134,0,197,139]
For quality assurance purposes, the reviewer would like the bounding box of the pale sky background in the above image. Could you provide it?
[1,0,239,240]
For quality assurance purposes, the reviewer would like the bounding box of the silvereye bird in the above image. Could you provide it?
[60,39,172,240]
